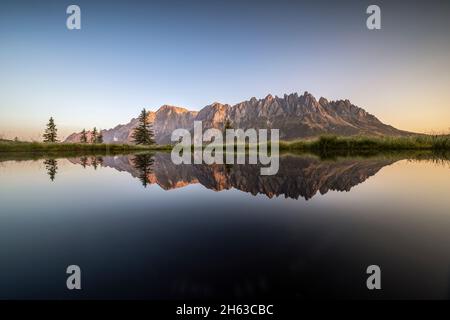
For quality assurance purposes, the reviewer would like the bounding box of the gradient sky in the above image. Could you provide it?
[0,0,449,140]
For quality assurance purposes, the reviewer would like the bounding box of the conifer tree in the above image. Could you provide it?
[80,129,88,143]
[131,108,155,145]
[96,131,103,144]
[91,127,98,144]
[43,117,58,143]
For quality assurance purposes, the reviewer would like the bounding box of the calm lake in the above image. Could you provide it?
[0,152,449,299]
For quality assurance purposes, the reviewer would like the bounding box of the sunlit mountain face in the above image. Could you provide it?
[65,92,411,145]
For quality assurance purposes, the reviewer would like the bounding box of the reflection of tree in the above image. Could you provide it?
[43,159,58,182]
[80,156,88,168]
[131,154,154,187]
[79,156,103,170]
[91,156,98,170]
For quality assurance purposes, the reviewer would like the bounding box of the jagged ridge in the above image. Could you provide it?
[65,92,410,144]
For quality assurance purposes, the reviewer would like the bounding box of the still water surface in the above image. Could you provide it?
[0,152,449,299]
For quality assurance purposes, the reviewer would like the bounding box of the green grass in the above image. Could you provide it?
[0,141,172,153]
[2,134,449,155]
[277,135,450,151]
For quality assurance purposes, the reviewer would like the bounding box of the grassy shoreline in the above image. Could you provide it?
[1,135,449,154]
[1,138,449,163]
[0,141,172,153]
[278,135,450,151]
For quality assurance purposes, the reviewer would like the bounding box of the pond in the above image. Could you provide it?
[0,152,449,299]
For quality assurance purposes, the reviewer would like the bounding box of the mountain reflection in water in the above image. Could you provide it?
[67,153,398,200]
[1,151,450,299]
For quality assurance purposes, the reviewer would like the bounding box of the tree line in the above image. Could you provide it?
[42,108,155,145]
[79,127,103,144]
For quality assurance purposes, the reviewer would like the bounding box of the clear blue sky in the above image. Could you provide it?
[0,0,449,140]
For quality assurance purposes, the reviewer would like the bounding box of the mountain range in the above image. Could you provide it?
[64,92,410,144]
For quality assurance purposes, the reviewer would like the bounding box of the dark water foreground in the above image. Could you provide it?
[0,152,449,299]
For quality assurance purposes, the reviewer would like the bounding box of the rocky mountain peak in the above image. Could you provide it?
[64,91,410,144]
[157,105,191,114]
[264,94,274,101]
[318,97,329,106]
